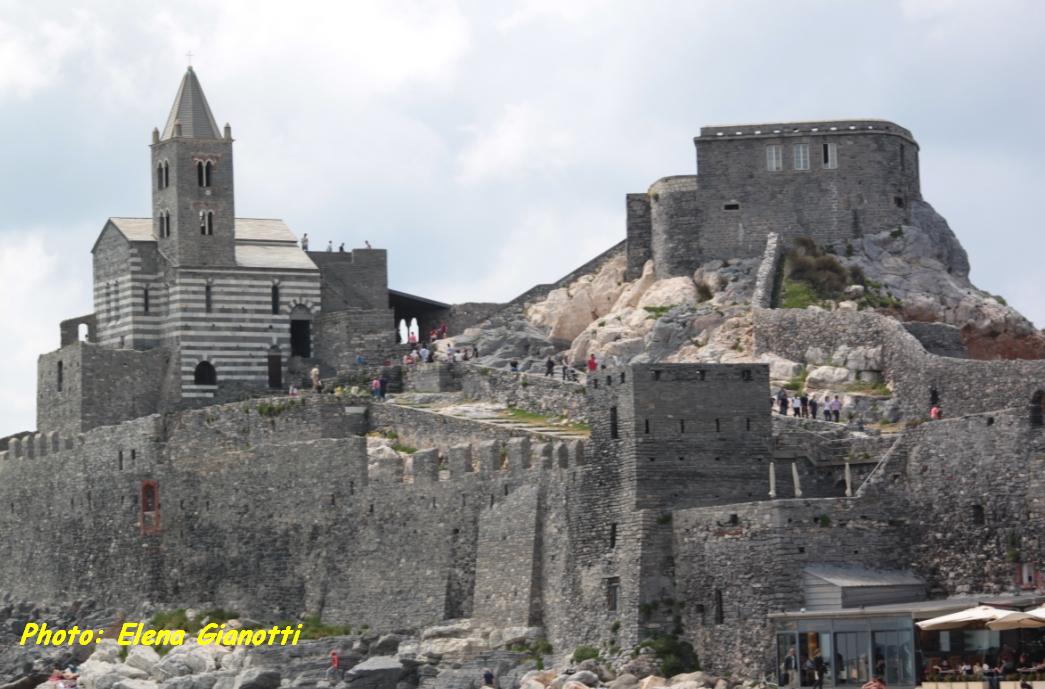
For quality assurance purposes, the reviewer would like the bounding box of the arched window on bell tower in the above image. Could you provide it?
[163,160,169,188]
[156,163,163,190]
[199,211,214,236]
[196,160,205,187]
[204,161,213,187]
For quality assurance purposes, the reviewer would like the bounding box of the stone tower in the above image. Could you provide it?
[150,66,236,267]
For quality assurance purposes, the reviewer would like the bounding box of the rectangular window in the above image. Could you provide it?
[766,145,782,171]
[714,589,724,624]
[606,577,621,612]
[143,286,150,314]
[609,523,617,549]
[793,144,810,170]
[204,284,213,313]
[822,142,838,169]
[56,361,63,392]
[609,406,619,439]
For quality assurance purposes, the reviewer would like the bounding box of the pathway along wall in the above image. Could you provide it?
[753,308,1045,419]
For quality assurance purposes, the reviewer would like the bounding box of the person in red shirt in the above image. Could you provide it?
[327,651,343,683]
[587,354,598,373]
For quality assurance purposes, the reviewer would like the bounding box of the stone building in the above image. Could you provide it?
[37,67,401,435]
[627,120,922,279]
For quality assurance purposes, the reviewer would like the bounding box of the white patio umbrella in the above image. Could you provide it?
[917,605,1017,630]
[987,607,1045,630]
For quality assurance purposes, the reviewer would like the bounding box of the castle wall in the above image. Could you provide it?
[309,249,388,312]
[625,194,653,281]
[753,308,1045,419]
[901,321,968,358]
[37,342,168,435]
[315,308,397,369]
[459,367,589,422]
[649,177,701,280]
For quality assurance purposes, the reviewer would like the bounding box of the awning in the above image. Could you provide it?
[916,605,1018,630]
[987,607,1045,630]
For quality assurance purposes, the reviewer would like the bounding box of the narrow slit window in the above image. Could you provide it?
[609,523,617,549]
[606,577,620,612]
[196,161,204,187]
[143,286,150,314]
[271,284,280,314]
[56,361,63,392]
[610,406,619,439]
[723,202,740,211]
[644,418,650,434]
[204,284,213,313]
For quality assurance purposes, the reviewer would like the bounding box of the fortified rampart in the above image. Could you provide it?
[753,308,1045,419]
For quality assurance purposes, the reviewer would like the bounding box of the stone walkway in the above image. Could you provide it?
[390,394,589,440]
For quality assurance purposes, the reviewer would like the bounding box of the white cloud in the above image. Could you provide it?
[0,233,90,435]
[0,13,93,101]
[436,204,619,303]
[456,103,575,185]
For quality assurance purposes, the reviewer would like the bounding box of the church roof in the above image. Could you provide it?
[161,66,221,140]
[101,217,316,270]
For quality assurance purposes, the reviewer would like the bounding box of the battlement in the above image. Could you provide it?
[697,119,916,144]
[362,437,585,486]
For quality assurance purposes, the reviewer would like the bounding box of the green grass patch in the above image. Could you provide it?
[846,380,891,397]
[392,443,417,454]
[780,279,822,309]
[636,633,700,677]
[783,368,808,395]
[150,608,241,635]
[572,645,601,663]
[643,305,675,319]
[277,615,353,640]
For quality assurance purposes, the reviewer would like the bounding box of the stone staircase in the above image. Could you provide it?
[436,406,588,441]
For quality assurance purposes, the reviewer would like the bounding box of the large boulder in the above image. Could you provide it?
[638,676,668,689]
[232,669,281,689]
[637,278,698,312]
[90,640,122,664]
[566,671,599,687]
[344,657,403,689]
[806,365,852,388]
[668,673,710,687]
[124,646,161,675]
[112,680,158,689]
[608,674,639,689]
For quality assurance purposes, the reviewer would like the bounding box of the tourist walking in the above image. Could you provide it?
[326,651,343,683]
[310,365,322,392]
[776,389,789,415]
[379,374,389,400]
[791,395,801,417]
[809,396,819,420]
[338,242,345,252]
[930,404,942,420]
[482,670,495,688]
[300,233,309,250]
[811,649,826,689]
[831,395,842,422]
[545,357,555,377]
[370,378,381,400]
[800,393,809,418]
[781,647,799,689]
[326,240,333,252]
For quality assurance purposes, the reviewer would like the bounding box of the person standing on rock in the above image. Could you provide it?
[301,233,309,250]
[587,354,598,373]
[791,394,802,417]
[810,396,819,420]
[327,651,343,684]
[545,357,555,377]
[831,395,842,422]
[777,389,789,415]
[482,670,495,688]
[800,393,809,418]
[930,404,942,420]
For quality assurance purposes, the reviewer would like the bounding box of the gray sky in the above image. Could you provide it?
[1,0,1042,436]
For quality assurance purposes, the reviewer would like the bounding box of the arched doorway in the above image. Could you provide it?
[268,346,283,389]
[1032,390,1044,428]
[193,361,217,385]
[290,305,312,358]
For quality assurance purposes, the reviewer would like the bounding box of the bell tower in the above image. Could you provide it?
[150,66,236,267]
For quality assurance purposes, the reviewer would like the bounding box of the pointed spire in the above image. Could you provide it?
[160,66,221,140]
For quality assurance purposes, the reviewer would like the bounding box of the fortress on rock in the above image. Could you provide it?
[2,68,1045,688]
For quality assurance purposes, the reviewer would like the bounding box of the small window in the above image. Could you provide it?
[746,417,752,431]
[271,284,280,314]
[766,144,783,171]
[606,375,612,386]
[140,480,160,534]
[196,161,205,187]
[894,196,905,208]
[156,163,163,190]
[723,202,740,211]
[679,419,685,433]
[204,161,213,187]
[715,418,721,432]
[609,406,619,439]
[609,523,617,549]
[741,369,753,381]
[206,211,214,235]
[644,419,650,434]
[204,284,213,312]
[972,505,985,525]
[822,142,838,169]
[118,450,124,471]
[163,161,169,188]
[793,143,810,170]
[56,361,63,392]
[143,286,150,314]
[652,370,662,381]
[606,577,621,612]
[620,372,626,383]
[714,589,724,624]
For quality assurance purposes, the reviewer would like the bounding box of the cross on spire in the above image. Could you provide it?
[186,51,194,66]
